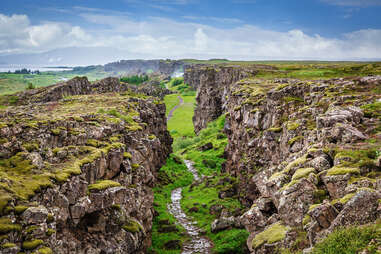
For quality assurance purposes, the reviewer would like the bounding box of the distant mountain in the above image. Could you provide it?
[0,47,152,66]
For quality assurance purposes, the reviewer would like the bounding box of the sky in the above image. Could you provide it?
[1,0,381,64]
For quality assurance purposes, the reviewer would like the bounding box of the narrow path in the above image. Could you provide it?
[167,160,213,254]
[167,96,184,121]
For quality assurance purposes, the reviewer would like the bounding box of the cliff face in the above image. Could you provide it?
[188,65,381,252]
[226,76,381,252]
[184,65,257,133]
[0,78,172,253]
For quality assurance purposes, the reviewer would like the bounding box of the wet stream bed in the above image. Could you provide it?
[167,160,213,254]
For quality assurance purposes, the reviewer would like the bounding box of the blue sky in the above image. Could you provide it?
[1,0,381,62]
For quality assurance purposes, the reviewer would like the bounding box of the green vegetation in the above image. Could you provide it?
[0,67,108,95]
[122,219,143,233]
[22,239,44,250]
[313,221,381,254]
[88,180,121,192]
[150,155,193,254]
[167,95,196,138]
[251,222,290,249]
[176,116,248,253]
[164,94,181,116]
[166,77,195,96]
[120,75,149,85]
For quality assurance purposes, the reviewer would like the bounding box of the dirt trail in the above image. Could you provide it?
[167,160,213,254]
[167,96,184,121]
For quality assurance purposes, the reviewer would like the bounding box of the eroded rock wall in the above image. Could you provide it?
[226,76,381,252]
[189,66,381,252]
[184,65,257,133]
[0,78,172,253]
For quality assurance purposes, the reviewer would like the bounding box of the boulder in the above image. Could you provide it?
[21,206,49,225]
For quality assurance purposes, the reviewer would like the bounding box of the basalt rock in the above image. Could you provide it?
[0,79,172,253]
[188,67,381,252]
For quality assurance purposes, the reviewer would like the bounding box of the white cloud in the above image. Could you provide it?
[1,12,381,61]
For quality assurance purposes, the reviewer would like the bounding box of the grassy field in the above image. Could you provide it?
[167,95,196,138]
[164,94,181,116]
[182,59,381,80]
[0,68,109,95]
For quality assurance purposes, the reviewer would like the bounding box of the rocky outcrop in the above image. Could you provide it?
[104,59,185,76]
[184,65,258,133]
[190,69,381,252]
[225,76,381,252]
[0,79,172,253]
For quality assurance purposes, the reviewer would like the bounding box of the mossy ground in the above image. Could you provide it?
[312,220,381,254]
[149,156,193,254]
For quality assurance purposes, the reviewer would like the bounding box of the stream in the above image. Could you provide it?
[167,160,213,254]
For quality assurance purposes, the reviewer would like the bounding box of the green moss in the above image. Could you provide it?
[361,101,381,118]
[14,205,28,215]
[35,247,53,254]
[284,96,304,103]
[303,215,311,226]
[308,204,321,212]
[0,218,21,234]
[123,152,132,159]
[1,242,16,249]
[287,121,300,131]
[109,136,120,142]
[288,136,303,146]
[327,166,360,176]
[339,193,356,204]
[0,138,8,144]
[313,221,381,254]
[292,167,315,181]
[267,127,282,133]
[122,219,142,233]
[276,83,289,90]
[86,139,100,147]
[132,163,140,170]
[46,214,54,223]
[25,225,38,234]
[284,155,308,173]
[22,239,44,250]
[252,222,290,249]
[50,127,65,136]
[88,180,121,192]
[0,195,11,215]
[148,134,156,140]
[46,228,55,236]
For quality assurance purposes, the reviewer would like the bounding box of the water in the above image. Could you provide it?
[0,64,72,72]
[167,160,212,254]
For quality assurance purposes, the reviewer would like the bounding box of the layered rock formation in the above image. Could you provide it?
[0,78,172,253]
[104,60,185,76]
[186,64,381,253]
[184,65,258,133]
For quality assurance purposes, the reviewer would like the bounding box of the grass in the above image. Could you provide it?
[149,155,193,254]
[167,95,196,138]
[0,68,109,95]
[164,94,181,116]
[176,115,248,253]
[312,221,381,254]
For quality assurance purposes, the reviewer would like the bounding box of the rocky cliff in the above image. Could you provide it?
[0,78,172,253]
[184,65,258,133]
[104,60,185,76]
[187,64,381,253]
